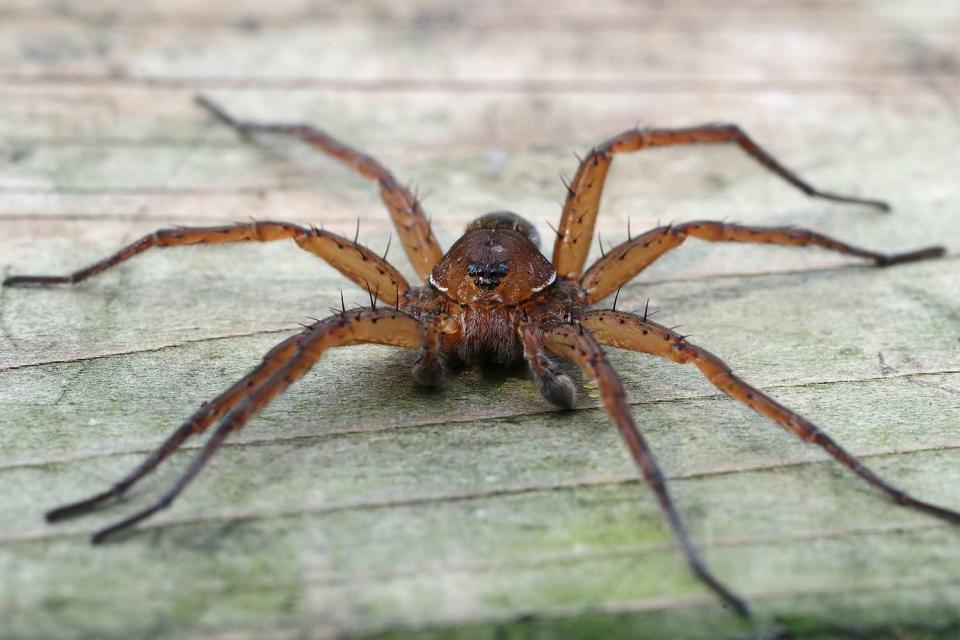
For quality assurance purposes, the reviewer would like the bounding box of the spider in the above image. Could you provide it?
[5,95,957,619]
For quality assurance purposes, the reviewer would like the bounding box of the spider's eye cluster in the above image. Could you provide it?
[467,262,509,289]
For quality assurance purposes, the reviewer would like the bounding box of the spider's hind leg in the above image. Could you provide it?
[581,309,960,525]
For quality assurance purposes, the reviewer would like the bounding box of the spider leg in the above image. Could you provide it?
[581,309,960,525]
[519,322,576,408]
[411,315,453,386]
[3,221,409,305]
[552,125,890,279]
[195,95,443,280]
[79,308,427,543]
[540,322,750,617]
[48,308,455,527]
[45,334,302,521]
[579,220,945,303]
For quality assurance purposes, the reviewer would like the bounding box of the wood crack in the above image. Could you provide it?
[1,444,956,546]
[1,369,957,471]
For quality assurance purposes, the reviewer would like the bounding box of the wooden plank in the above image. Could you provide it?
[0,2,956,86]
[0,1,958,638]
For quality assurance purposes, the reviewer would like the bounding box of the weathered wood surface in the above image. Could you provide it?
[1,1,958,638]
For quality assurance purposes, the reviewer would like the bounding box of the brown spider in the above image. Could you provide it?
[5,95,957,619]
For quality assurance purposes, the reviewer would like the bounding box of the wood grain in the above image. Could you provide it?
[1,1,958,638]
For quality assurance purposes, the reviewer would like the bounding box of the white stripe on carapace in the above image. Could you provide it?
[531,270,557,292]
[429,273,448,292]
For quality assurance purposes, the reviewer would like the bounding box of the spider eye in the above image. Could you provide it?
[467,262,509,277]
[467,262,510,289]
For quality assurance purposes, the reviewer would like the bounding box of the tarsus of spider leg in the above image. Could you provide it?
[45,414,216,522]
[812,428,960,524]
[46,404,224,522]
[194,94,249,133]
[90,423,234,544]
[45,331,304,522]
[873,246,945,266]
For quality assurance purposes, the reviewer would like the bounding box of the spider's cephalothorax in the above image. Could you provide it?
[428,212,557,306]
[5,95,956,620]
[420,211,570,366]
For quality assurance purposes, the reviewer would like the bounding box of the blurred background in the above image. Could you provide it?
[1,2,958,638]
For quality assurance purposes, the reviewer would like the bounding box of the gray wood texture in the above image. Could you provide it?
[1,1,958,638]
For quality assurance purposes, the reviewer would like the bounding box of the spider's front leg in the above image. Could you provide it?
[519,322,576,409]
[581,310,960,525]
[540,322,750,618]
[195,95,442,280]
[552,124,892,280]
[578,220,945,303]
[48,308,453,543]
[3,221,409,305]
[411,314,454,386]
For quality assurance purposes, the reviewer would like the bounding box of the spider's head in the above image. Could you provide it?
[429,212,556,305]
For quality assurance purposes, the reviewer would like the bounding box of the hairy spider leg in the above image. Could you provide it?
[46,334,302,522]
[48,310,454,526]
[411,315,453,386]
[540,322,750,617]
[552,124,891,279]
[195,95,443,280]
[579,221,945,303]
[519,323,576,409]
[581,310,960,525]
[70,309,427,543]
[2,221,410,305]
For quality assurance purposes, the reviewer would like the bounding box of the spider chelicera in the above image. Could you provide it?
[5,96,957,618]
